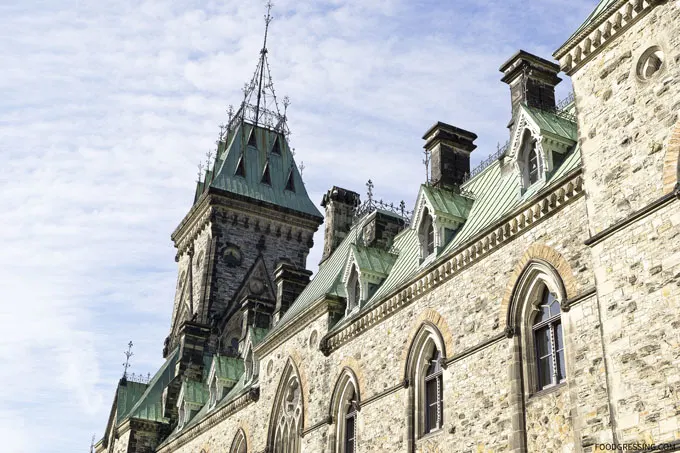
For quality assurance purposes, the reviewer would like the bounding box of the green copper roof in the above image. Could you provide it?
[115,381,148,423]
[522,105,577,142]
[351,244,398,278]
[421,185,475,222]
[208,122,323,219]
[181,380,209,405]
[249,326,269,346]
[116,347,179,424]
[212,356,245,384]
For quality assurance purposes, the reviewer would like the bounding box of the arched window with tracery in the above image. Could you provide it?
[406,323,446,439]
[269,361,303,453]
[229,428,247,453]
[330,369,360,453]
[509,260,568,395]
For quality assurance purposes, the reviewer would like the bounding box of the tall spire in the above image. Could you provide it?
[225,1,289,136]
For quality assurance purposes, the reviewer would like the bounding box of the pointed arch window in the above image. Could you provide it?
[346,266,361,313]
[230,429,247,453]
[406,324,446,439]
[532,287,564,390]
[510,261,569,396]
[270,362,303,453]
[331,370,360,453]
[418,208,435,260]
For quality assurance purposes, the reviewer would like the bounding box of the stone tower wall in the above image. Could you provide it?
[571,1,680,446]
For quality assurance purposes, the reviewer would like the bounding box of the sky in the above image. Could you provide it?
[0,0,596,451]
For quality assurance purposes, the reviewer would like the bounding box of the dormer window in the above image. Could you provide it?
[347,266,361,312]
[519,129,543,188]
[418,208,436,259]
[528,145,539,185]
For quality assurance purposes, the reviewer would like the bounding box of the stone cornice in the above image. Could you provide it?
[156,387,259,453]
[321,169,584,354]
[172,191,322,257]
[554,0,660,75]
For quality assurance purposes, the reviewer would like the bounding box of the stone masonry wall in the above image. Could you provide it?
[590,202,680,445]
[572,1,680,235]
[165,192,611,453]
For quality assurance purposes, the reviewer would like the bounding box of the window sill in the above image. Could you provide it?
[417,427,445,443]
[529,381,567,400]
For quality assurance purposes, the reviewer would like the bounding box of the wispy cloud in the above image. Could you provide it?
[0,0,594,451]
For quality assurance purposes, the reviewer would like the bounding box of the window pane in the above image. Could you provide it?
[426,378,438,402]
[538,356,554,388]
[535,326,551,358]
[426,401,438,433]
[549,298,561,317]
[345,415,355,453]
[536,304,551,323]
[556,349,566,382]
[554,322,564,351]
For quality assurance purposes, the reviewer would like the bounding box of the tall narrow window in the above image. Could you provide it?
[332,369,360,453]
[344,390,357,453]
[426,223,435,256]
[407,324,446,439]
[270,361,302,453]
[419,208,435,259]
[528,146,539,185]
[533,288,564,390]
[424,349,443,434]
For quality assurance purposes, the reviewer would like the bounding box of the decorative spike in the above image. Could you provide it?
[298,161,305,177]
[366,180,374,202]
[122,341,133,379]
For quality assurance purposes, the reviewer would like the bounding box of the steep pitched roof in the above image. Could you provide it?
[522,105,577,142]
[349,244,398,279]
[120,347,179,423]
[208,122,322,219]
[421,185,475,222]
[180,380,209,406]
[211,356,245,384]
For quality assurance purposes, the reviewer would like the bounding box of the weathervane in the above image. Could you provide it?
[122,341,133,379]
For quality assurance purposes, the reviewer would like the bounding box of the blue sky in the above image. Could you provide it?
[0,0,596,451]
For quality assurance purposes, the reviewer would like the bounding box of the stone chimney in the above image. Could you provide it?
[272,262,313,325]
[500,50,561,127]
[423,122,477,188]
[320,187,361,264]
[360,210,406,249]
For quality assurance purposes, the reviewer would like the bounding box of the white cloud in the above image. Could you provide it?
[0,0,596,451]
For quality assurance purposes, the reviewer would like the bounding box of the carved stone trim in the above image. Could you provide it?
[155,386,258,452]
[554,0,660,75]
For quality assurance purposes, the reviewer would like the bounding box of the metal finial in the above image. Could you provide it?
[197,162,204,183]
[298,161,305,177]
[206,150,213,169]
[399,200,406,217]
[122,341,133,378]
[90,434,95,453]
[366,179,374,203]
[422,149,430,185]
[291,147,295,157]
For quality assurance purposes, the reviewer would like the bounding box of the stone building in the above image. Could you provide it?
[95,0,680,452]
